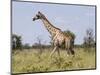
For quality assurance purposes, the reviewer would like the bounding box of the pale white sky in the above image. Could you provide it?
[12,1,96,45]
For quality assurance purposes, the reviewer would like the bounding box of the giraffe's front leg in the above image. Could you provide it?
[57,48,60,58]
[49,46,57,58]
[65,40,71,56]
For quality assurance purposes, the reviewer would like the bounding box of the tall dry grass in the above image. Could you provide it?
[12,48,96,74]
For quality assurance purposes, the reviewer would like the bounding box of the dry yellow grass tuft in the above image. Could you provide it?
[12,48,96,74]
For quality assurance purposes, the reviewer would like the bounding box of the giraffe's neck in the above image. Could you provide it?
[40,13,60,37]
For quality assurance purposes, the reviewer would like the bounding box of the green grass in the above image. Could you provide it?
[12,48,96,74]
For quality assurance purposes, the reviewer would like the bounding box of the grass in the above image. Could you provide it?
[12,48,96,74]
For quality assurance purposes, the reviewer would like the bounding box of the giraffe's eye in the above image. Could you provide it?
[36,15,40,18]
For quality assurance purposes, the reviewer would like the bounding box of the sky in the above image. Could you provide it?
[12,1,96,45]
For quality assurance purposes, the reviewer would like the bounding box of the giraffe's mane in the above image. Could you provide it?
[39,12,61,30]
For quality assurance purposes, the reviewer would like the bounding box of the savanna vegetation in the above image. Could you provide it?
[12,48,95,74]
[12,28,96,74]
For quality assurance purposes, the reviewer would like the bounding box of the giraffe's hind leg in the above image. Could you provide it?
[65,48,71,56]
[69,47,75,57]
[70,40,75,55]
[70,49,75,55]
[65,39,75,56]
[66,48,74,57]
[66,47,75,55]
[65,40,70,56]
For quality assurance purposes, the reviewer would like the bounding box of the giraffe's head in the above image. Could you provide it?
[32,11,43,21]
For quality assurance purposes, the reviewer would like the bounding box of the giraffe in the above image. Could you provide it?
[32,11,75,57]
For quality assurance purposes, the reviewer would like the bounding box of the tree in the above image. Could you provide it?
[16,36,22,49]
[12,34,22,50]
[36,36,43,54]
[23,43,30,49]
[83,28,95,48]
[12,34,17,49]
[63,30,75,40]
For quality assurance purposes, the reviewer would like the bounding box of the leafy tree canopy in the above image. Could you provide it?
[63,30,76,40]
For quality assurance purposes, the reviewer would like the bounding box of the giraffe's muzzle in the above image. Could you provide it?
[33,18,36,21]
